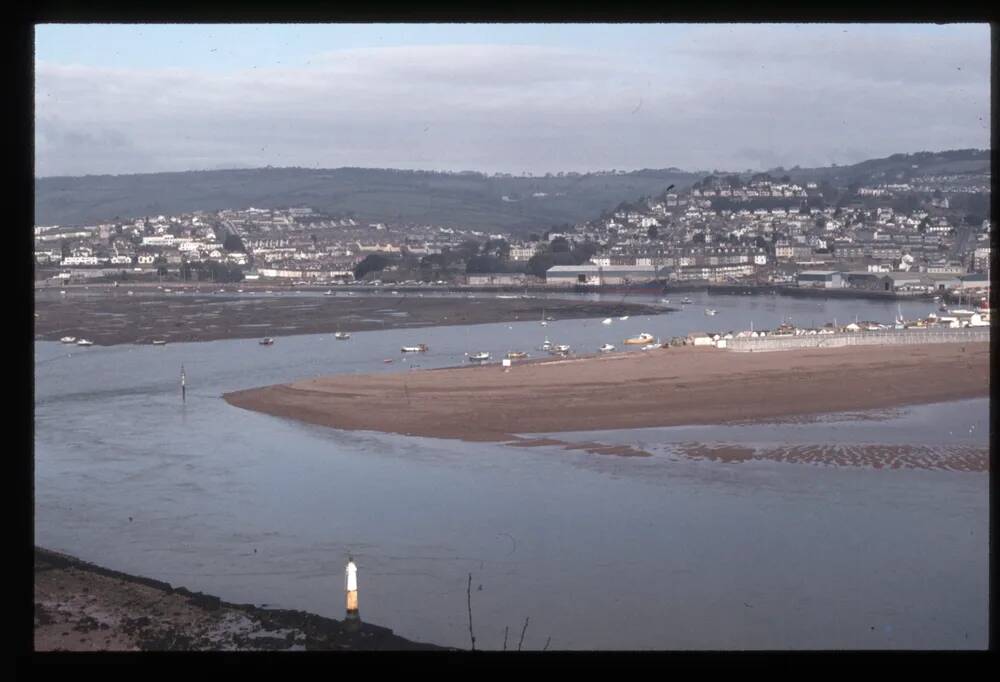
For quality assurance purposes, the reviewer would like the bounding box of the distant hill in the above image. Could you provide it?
[34,167,703,233]
[773,149,990,187]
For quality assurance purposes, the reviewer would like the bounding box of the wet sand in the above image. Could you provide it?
[34,288,666,346]
[224,342,990,446]
[33,548,446,651]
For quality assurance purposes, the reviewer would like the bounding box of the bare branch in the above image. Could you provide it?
[467,573,476,651]
[518,616,529,651]
[503,625,508,651]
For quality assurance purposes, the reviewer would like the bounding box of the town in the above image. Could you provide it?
[35,163,991,303]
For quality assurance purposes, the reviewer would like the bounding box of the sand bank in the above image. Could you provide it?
[224,342,990,444]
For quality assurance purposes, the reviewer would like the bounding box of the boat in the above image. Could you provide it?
[618,316,629,321]
[76,339,94,346]
[539,338,554,351]
[151,339,167,345]
[60,336,76,344]
[705,308,717,316]
[540,309,548,326]
[599,343,615,353]
[505,351,529,359]
[334,332,351,340]
[127,291,134,296]
[681,297,693,304]
[469,351,491,362]
[259,337,274,345]
[624,332,655,345]
[324,290,333,295]
[401,344,429,353]
[641,342,661,351]
[660,298,670,304]
[550,344,571,354]
[602,318,613,325]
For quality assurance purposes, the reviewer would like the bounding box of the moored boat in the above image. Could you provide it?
[618,316,629,321]
[624,332,655,345]
[539,338,553,351]
[334,332,350,340]
[681,297,693,304]
[599,343,615,352]
[151,339,167,345]
[705,308,717,316]
[602,318,613,325]
[60,336,76,344]
[505,351,529,359]
[549,344,571,356]
[401,344,429,353]
[469,351,491,362]
[259,337,274,345]
[76,339,94,346]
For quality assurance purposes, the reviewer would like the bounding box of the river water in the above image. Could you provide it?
[34,293,988,650]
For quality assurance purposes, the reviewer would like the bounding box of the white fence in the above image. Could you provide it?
[725,327,990,352]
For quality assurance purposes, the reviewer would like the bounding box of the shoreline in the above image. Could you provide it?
[223,342,989,445]
[33,547,448,651]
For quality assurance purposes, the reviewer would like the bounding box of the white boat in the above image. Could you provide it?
[618,316,629,321]
[660,298,670,304]
[681,297,693,304]
[539,338,553,351]
[76,339,94,346]
[334,332,351,340]
[705,308,717,316]
[127,291,134,296]
[505,351,529,359]
[599,343,616,352]
[151,339,167,345]
[259,337,274,345]
[325,290,333,295]
[549,344,571,356]
[540,309,548,326]
[641,342,661,351]
[60,336,76,344]
[602,318,613,325]
[624,332,655,345]
[401,344,429,353]
[469,351,491,362]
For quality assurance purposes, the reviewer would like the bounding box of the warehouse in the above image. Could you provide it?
[545,264,666,287]
[796,270,844,288]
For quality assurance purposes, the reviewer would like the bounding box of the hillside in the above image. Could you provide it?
[35,166,703,233]
[775,149,990,187]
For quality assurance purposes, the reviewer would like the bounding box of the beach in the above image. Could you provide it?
[224,342,990,444]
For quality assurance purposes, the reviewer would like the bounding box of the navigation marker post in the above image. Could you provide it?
[180,364,186,402]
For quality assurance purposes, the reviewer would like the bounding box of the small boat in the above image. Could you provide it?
[59,290,66,295]
[324,290,333,295]
[601,318,613,325]
[60,336,76,344]
[599,343,615,352]
[383,358,393,363]
[127,291,134,296]
[237,289,244,293]
[618,316,629,321]
[334,332,351,340]
[624,332,655,345]
[151,339,167,345]
[469,351,491,362]
[660,298,670,304]
[705,308,717,316]
[551,344,570,353]
[681,297,693,304]
[641,342,661,351]
[76,339,94,346]
[163,288,172,293]
[539,338,553,351]
[401,344,429,353]
[259,337,274,345]
[505,351,529,359]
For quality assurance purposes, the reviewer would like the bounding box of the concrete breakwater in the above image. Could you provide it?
[725,327,990,352]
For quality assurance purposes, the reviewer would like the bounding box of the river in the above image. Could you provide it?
[34,292,988,649]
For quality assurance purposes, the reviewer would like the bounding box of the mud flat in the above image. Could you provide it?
[34,289,666,346]
[224,342,990,449]
[33,548,447,651]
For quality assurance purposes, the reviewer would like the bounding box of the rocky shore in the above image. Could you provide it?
[33,548,448,651]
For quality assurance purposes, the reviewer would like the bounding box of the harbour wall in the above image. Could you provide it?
[724,327,990,352]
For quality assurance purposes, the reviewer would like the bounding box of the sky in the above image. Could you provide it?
[34,23,991,177]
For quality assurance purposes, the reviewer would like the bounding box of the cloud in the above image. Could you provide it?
[34,29,991,176]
